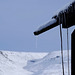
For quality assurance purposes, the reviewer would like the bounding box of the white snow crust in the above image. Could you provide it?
[0,50,71,75]
[55,0,75,16]
[37,19,57,31]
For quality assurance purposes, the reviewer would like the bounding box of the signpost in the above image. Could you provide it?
[34,1,75,75]
[71,29,75,75]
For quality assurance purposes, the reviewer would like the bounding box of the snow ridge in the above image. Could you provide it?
[0,50,71,75]
[25,50,71,75]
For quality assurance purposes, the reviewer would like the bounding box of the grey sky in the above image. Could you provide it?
[0,0,74,52]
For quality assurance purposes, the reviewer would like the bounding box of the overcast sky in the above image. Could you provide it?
[0,0,74,52]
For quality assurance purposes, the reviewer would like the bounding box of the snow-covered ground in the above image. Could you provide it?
[0,50,71,75]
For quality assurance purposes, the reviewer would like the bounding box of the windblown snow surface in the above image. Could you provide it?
[0,50,71,75]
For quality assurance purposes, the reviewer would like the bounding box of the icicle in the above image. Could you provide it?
[58,13,65,75]
[35,36,38,49]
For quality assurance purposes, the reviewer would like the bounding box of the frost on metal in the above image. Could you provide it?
[34,0,75,35]
[55,0,75,15]
[53,0,75,28]
[34,19,58,35]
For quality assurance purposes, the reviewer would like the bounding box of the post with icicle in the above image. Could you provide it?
[33,1,75,75]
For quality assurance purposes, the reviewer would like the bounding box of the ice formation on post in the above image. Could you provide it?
[34,0,75,35]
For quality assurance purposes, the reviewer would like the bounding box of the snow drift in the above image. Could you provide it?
[25,50,71,75]
[0,50,71,75]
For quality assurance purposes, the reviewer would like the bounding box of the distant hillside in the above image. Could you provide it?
[0,50,71,75]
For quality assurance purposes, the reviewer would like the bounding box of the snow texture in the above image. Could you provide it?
[36,19,57,31]
[0,50,71,75]
[0,50,47,75]
[35,0,75,34]
[55,0,75,16]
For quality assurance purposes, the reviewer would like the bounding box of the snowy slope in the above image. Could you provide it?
[0,50,71,75]
[0,50,47,75]
[25,50,71,75]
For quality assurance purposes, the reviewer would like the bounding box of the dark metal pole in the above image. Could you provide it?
[33,1,75,75]
[34,19,58,35]
[71,29,75,75]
